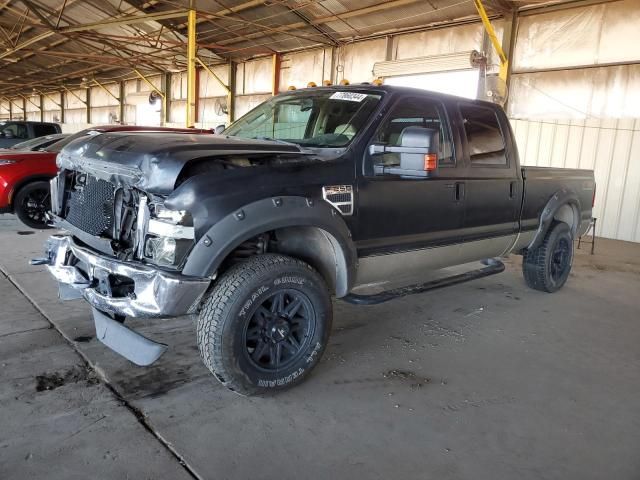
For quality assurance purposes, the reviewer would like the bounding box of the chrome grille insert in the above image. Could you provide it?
[322,185,354,216]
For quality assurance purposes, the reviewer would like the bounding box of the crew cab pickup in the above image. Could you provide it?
[1,125,212,229]
[0,121,61,148]
[37,85,595,395]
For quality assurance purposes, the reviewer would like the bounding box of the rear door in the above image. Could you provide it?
[456,102,521,258]
[354,95,465,284]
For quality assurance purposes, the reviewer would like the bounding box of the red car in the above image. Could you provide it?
[0,125,212,229]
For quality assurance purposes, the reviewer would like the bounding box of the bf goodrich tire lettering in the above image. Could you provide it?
[197,254,332,396]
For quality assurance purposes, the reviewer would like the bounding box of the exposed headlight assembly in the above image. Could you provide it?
[143,203,194,267]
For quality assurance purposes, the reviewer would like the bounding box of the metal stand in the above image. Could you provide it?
[577,217,597,255]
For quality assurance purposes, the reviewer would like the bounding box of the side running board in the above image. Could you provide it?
[342,259,505,306]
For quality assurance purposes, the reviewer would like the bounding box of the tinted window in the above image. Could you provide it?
[1,122,28,139]
[460,105,506,166]
[372,98,453,171]
[33,124,58,137]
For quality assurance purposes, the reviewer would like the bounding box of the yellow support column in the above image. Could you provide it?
[186,7,197,128]
[473,0,509,81]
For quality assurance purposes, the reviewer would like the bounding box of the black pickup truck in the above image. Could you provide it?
[38,85,595,395]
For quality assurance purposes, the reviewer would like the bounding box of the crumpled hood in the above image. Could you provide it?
[57,131,309,194]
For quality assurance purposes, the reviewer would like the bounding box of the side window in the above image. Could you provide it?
[371,98,453,172]
[459,105,506,166]
[1,122,28,139]
[33,124,58,137]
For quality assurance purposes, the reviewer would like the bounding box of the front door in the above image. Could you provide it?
[354,96,465,286]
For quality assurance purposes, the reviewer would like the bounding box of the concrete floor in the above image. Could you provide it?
[1,213,639,480]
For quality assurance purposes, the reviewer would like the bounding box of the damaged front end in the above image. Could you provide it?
[37,168,210,366]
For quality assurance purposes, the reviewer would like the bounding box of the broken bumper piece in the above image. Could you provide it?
[92,308,167,366]
[41,234,210,318]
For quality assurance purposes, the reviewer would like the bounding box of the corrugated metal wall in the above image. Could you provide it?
[512,118,640,242]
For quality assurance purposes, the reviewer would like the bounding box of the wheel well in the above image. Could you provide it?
[9,176,53,206]
[221,226,350,297]
[553,203,579,237]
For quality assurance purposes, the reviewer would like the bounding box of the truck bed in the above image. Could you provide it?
[520,166,595,237]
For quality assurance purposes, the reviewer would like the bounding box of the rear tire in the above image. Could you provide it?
[523,221,573,293]
[197,254,332,396]
[14,180,52,229]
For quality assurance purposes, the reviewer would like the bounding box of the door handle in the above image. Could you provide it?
[455,182,465,201]
[509,181,517,199]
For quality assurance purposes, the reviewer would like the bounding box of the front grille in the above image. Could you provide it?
[66,175,115,236]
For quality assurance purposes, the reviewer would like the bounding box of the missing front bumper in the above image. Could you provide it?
[41,234,210,318]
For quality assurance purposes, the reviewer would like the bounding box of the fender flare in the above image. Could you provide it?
[182,196,357,296]
[527,188,582,251]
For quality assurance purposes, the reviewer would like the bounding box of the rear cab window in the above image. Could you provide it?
[33,124,59,137]
[459,104,507,167]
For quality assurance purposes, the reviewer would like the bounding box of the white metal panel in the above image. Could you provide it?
[137,75,162,93]
[25,98,39,113]
[512,118,640,242]
[65,89,86,109]
[43,93,61,111]
[509,65,640,120]
[170,100,186,125]
[340,38,386,83]
[374,51,476,77]
[90,84,119,107]
[199,65,229,98]
[515,0,640,72]
[395,23,482,60]
[43,110,61,123]
[242,58,272,94]
[64,108,86,124]
[90,106,119,124]
[279,48,330,91]
[198,97,228,126]
[235,94,270,119]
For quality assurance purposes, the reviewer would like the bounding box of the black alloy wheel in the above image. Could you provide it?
[14,181,52,229]
[243,289,316,371]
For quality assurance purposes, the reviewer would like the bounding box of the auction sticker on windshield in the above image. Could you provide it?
[330,92,368,102]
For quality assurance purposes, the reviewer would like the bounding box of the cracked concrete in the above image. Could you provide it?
[1,213,640,480]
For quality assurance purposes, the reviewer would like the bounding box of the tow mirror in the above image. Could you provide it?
[214,124,225,135]
[369,126,439,178]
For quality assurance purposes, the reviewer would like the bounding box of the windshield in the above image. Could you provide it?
[47,129,100,153]
[10,134,66,151]
[224,90,382,148]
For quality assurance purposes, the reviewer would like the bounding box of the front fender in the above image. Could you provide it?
[181,196,357,295]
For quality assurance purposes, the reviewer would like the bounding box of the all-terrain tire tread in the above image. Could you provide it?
[197,254,324,396]
[522,221,570,293]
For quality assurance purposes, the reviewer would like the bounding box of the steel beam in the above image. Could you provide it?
[474,0,508,81]
[271,53,280,96]
[59,10,188,33]
[196,57,230,93]
[186,7,197,127]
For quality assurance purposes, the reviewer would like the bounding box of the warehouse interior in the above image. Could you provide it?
[0,0,639,479]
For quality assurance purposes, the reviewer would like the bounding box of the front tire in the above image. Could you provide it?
[197,254,332,396]
[523,221,573,292]
[14,181,52,229]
